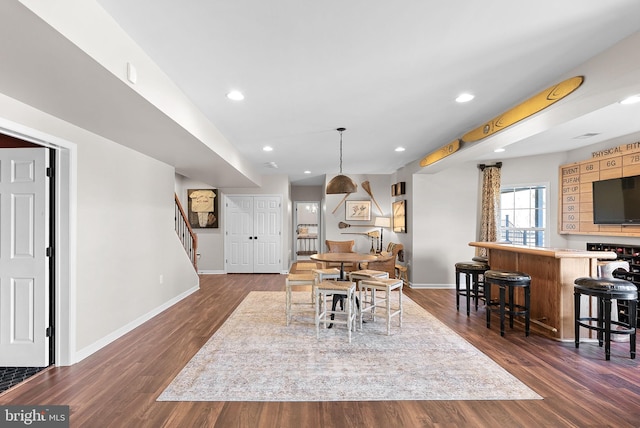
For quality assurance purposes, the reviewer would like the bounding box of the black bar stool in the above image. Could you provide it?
[484,270,531,337]
[574,277,638,360]
[455,261,489,316]
[472,255,488,264]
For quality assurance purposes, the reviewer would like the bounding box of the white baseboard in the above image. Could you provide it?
[198,270,287,275]
[409,283,455,289]
[73,285,199,364]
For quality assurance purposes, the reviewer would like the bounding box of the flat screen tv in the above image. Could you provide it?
[592,175,640,224]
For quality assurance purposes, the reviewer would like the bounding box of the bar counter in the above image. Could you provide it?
[469,242,616,341]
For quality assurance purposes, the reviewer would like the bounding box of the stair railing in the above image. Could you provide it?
[174,193,198,271]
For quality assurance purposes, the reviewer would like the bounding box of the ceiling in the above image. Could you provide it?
[8,1,640,187]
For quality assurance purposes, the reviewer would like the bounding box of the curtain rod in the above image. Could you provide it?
[478,162,502,171]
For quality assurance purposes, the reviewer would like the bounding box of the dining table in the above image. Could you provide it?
[310,252,379,280]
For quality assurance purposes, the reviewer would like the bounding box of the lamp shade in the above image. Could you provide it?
[374,216,391,228]
[326,174,358,194]
[326,127,357,194]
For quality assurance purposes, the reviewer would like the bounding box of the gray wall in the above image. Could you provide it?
[291,185,323,202]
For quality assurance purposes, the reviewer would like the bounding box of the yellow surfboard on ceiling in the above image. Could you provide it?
[461,76,584,143]
[420,139,460,167]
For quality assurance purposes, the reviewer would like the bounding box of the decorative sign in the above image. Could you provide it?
[462,76,584,143]
[591,141,640,159]
[391,181,406,196]
[188,188,219,228]
[420,139,460,167]
[559,140,640,237]
[392,200,406,233]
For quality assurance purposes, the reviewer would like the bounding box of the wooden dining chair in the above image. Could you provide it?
[325,240,357,271]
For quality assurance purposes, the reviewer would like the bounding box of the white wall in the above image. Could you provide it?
[499,151,570,249]
[75,133,199,351]
[406,133,640,288]
[176,174,291,272]
[393,165,415,281]
[412,162,479,287]
[500,132,640,254]
[324,174,397,254]
[0,92,199,361]
[174,175,224,272]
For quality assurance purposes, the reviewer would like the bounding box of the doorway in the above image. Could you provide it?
[0,120,74,371]
[0,143,51,368]
[294,201,320,261]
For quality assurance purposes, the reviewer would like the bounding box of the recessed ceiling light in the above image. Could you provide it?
[262,146,273,152]
[226,90,245,101]
[620,94,640,105]
[304,170,311,174]
[395,147,405,152]
[494,148,505,153]
[456,93,474,103]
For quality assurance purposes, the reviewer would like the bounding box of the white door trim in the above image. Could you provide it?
[0,118,76,366]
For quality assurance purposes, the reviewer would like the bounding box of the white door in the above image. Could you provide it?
[225,196,253,273]
[225,195,282,273]
[0,147,49,366]
[253,196,281,273]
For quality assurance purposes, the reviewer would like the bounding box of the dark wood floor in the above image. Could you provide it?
[2,272,640,427]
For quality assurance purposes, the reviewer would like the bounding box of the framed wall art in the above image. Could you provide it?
[391,181,406,196]
[392,200,406,233]
[188,188,219,228]
[345,200,371,221]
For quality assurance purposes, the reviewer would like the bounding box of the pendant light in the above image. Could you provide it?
[326,127,358,194]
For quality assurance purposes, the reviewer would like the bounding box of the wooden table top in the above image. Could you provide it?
[310,252,379,263]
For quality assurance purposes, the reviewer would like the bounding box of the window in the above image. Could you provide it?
[500,185,546,247]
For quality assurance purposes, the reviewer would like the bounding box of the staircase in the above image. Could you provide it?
[174,193,198,271]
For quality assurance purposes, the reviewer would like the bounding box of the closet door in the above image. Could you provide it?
[225,195,282,273]
[225,196,254,273]
[253,196,281,273]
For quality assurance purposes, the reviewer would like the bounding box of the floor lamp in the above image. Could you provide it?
[374,216,391,253]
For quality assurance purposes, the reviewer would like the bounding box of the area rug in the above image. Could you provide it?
[158,291,541,401]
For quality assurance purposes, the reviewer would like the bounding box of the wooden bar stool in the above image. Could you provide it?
[349,269,389,303]
[358,278,403,335]
[472,255,488,263]
[349,269,389,283]
[395,264,409,286]
[574,276,638,360]
[315,280,357,343]
[312,268,340,303]
[455,261,489,316]
[485,270,531,337]
[295,262,318,271]
[285,272,315,326]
